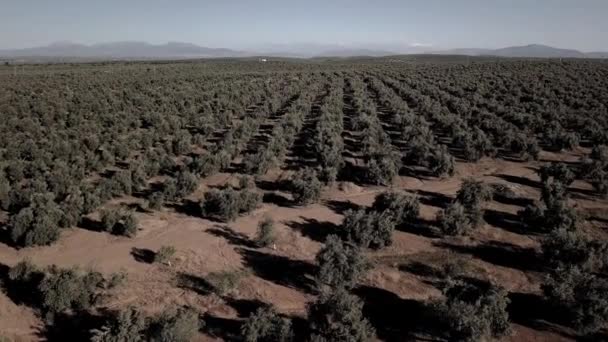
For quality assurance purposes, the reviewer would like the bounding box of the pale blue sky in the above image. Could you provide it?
[1,0,607,51]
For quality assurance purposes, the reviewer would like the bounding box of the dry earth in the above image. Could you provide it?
[1,149,606,341]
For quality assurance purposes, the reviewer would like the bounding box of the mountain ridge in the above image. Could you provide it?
[1,42,607,60]
[432,44,604,58]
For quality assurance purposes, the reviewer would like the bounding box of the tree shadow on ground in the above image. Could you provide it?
[494,174,540,189]
[435,240,543,273]
[224,297,267,318]
[202,313,243,341]
[237,248,317,294]
[207,226,256,248]
[0,224,19,249]
[415,190,453,209]
[262,192,293,207]
[508,292,580,340]
[337,162,371,186]
[176,272,215,296]
[172,199,202,218]
[285,218,341,243]
[398,262,447,289]
[77,216,105,233]
[37,311,106,342]
[569,187,603,201]
[483,209,530,235]
[492,192,535,207]
[255,179,290,192]
[324,199,360,215]
[398,218,443,238]
[399,166,436,180]
[130,247,155,264]
[354,285,444,341]
[0,261,45,308]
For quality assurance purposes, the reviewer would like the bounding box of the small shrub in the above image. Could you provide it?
[436,281,511,341]
[456,178,493,210]
[106,271,128,289]
[119,212,138,237]
[342,209,396,249]
[539,163,575,186]
[147,192,164,210]
[100,210,138,237]
[364,152,401,185]
[290,168,323,205]
[371,191,420,225]
[9,192,63,246]
[161,178,178,202]
[455,178,492,228]
[154,246,177,264]
[148,307,200,342]
[542,266,608,334]
[91,308,147,342]
[100,209,120,232]
[255,217,276,248]
[206,269,246,296]
[241,307,293,342]
[200,187,261,222]
[316,235,369,289]
[175,170,199,198]
[428,144,455,177]
[437,203,472,236]
[308,288,375,342]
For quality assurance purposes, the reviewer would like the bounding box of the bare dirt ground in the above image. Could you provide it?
[1,149,606,341]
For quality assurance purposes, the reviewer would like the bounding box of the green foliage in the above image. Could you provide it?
[316,235,369,289]
[342,209,396,249]
[455,127,497,162]
[120,212,138,237]
[38,266,104,315]
[437,203,472,236]
[290,168,323,205]
[200,187,261,222]
[100,209,138,237]
[539,162,575,186]
[148,307,200,342]
[541,228,608,272]
[308,288,375,342]
[175,170,199,198]
[154,245,177,264]
[0,172,12,210]
[371,191,420,225]
[542,266,608,334]
[147,192,164,210]
[456,178,493,210]
[92,307,200,342]
[8,261,109,319]
[9,192,63,246]
[364,152,401,186]
[454,178,492,228]
[436,282,511,341]
[206,269,246,296]
[91,308,147,342]
[520,181,579,233]
[255,217,276,248]
[429,144,455,177]
[241,307,293,342]
[58,187,85,228]
[581,145,608,197]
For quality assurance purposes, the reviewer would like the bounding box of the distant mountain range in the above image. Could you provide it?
[432,44,608,58]
[0,41,247,59]
[1,42,607,60]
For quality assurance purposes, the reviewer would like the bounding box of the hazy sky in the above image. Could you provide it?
[1,0,607,51]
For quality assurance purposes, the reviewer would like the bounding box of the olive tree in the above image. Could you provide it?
[316,235,369,289]
[308,288,375,342]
